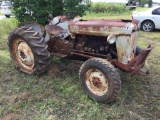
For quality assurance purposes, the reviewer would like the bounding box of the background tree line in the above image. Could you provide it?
[11,0,91,25]
[10,0,155,25]
[134,0,153,7]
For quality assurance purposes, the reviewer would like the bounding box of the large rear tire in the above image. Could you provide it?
[8,26,50,74]
[79,58,121,103]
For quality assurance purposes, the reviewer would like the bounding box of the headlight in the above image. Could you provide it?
[107,35,117,44]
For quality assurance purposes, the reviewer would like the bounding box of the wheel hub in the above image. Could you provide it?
[17,41,34,66]
[143,22,152,31]
[92,76,102,88]
[86,69,108,96]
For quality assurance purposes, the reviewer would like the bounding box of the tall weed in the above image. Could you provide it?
[0,18,18,51]
[0,18,18,38]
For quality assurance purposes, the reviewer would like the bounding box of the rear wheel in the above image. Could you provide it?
[141,20,154,32]
[79,58,121,103]
[8,26,50,74]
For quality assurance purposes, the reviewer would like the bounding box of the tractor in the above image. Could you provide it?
[8,16,152,103]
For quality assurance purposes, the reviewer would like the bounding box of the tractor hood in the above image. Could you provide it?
[69,19,140,36]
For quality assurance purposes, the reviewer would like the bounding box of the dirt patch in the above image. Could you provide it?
[58,61,82,73]
[47,63,60,78]
[5,92,31,104]
[47,61,82,78]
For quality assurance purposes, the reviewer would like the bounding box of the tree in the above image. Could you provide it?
[148,0,152,7]
[64,0,91,18]
[11,0,91,25]
[134,0,152,7]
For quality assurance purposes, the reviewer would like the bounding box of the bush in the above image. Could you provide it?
[90,2,128,14]
[63,0,91,18]
[11,0,91,25]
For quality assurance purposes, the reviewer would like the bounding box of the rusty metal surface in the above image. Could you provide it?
[69,19,137,36]
[12,38,34,72]
[45,25,66,35]
[71,52,93,59]
[50,16,70,25]
[48,17,70,39]
[85,69,108,96]
[72,50,112,60]
[69,19,139,65]
[48,37,73,54]
[132,19,140,26]
[111,45,153,76]
[116,32,138,64]
[55,16,68,22]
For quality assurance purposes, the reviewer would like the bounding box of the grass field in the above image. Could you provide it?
[83,7,149,20]
[0,13,159,120]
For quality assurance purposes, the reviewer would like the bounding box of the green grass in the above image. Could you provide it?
[135,7,150,11]
[0,16,159,120]
[83,7,150,20]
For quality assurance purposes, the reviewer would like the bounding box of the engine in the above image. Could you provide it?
[75,35,111,55]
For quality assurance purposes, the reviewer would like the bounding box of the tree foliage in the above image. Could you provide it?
[63,0,91,18]
[148,0,152,7]
[11,0,91,25]
[134,0,152,7]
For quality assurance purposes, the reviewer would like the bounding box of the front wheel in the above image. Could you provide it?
[8,26,50,74]
[79,58,121,103]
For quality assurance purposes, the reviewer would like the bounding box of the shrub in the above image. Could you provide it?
[11,0,91,25]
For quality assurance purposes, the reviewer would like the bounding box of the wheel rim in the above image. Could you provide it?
[13,38,34,71]
[143,22,153,32]
[85,68,108,96]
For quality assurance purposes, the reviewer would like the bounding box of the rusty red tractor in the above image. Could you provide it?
[8,16,152,103]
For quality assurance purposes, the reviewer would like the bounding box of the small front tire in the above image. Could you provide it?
[79,58,121,103]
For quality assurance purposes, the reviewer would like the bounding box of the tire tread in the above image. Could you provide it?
[8,26,50,74]
[79,58,121,103]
